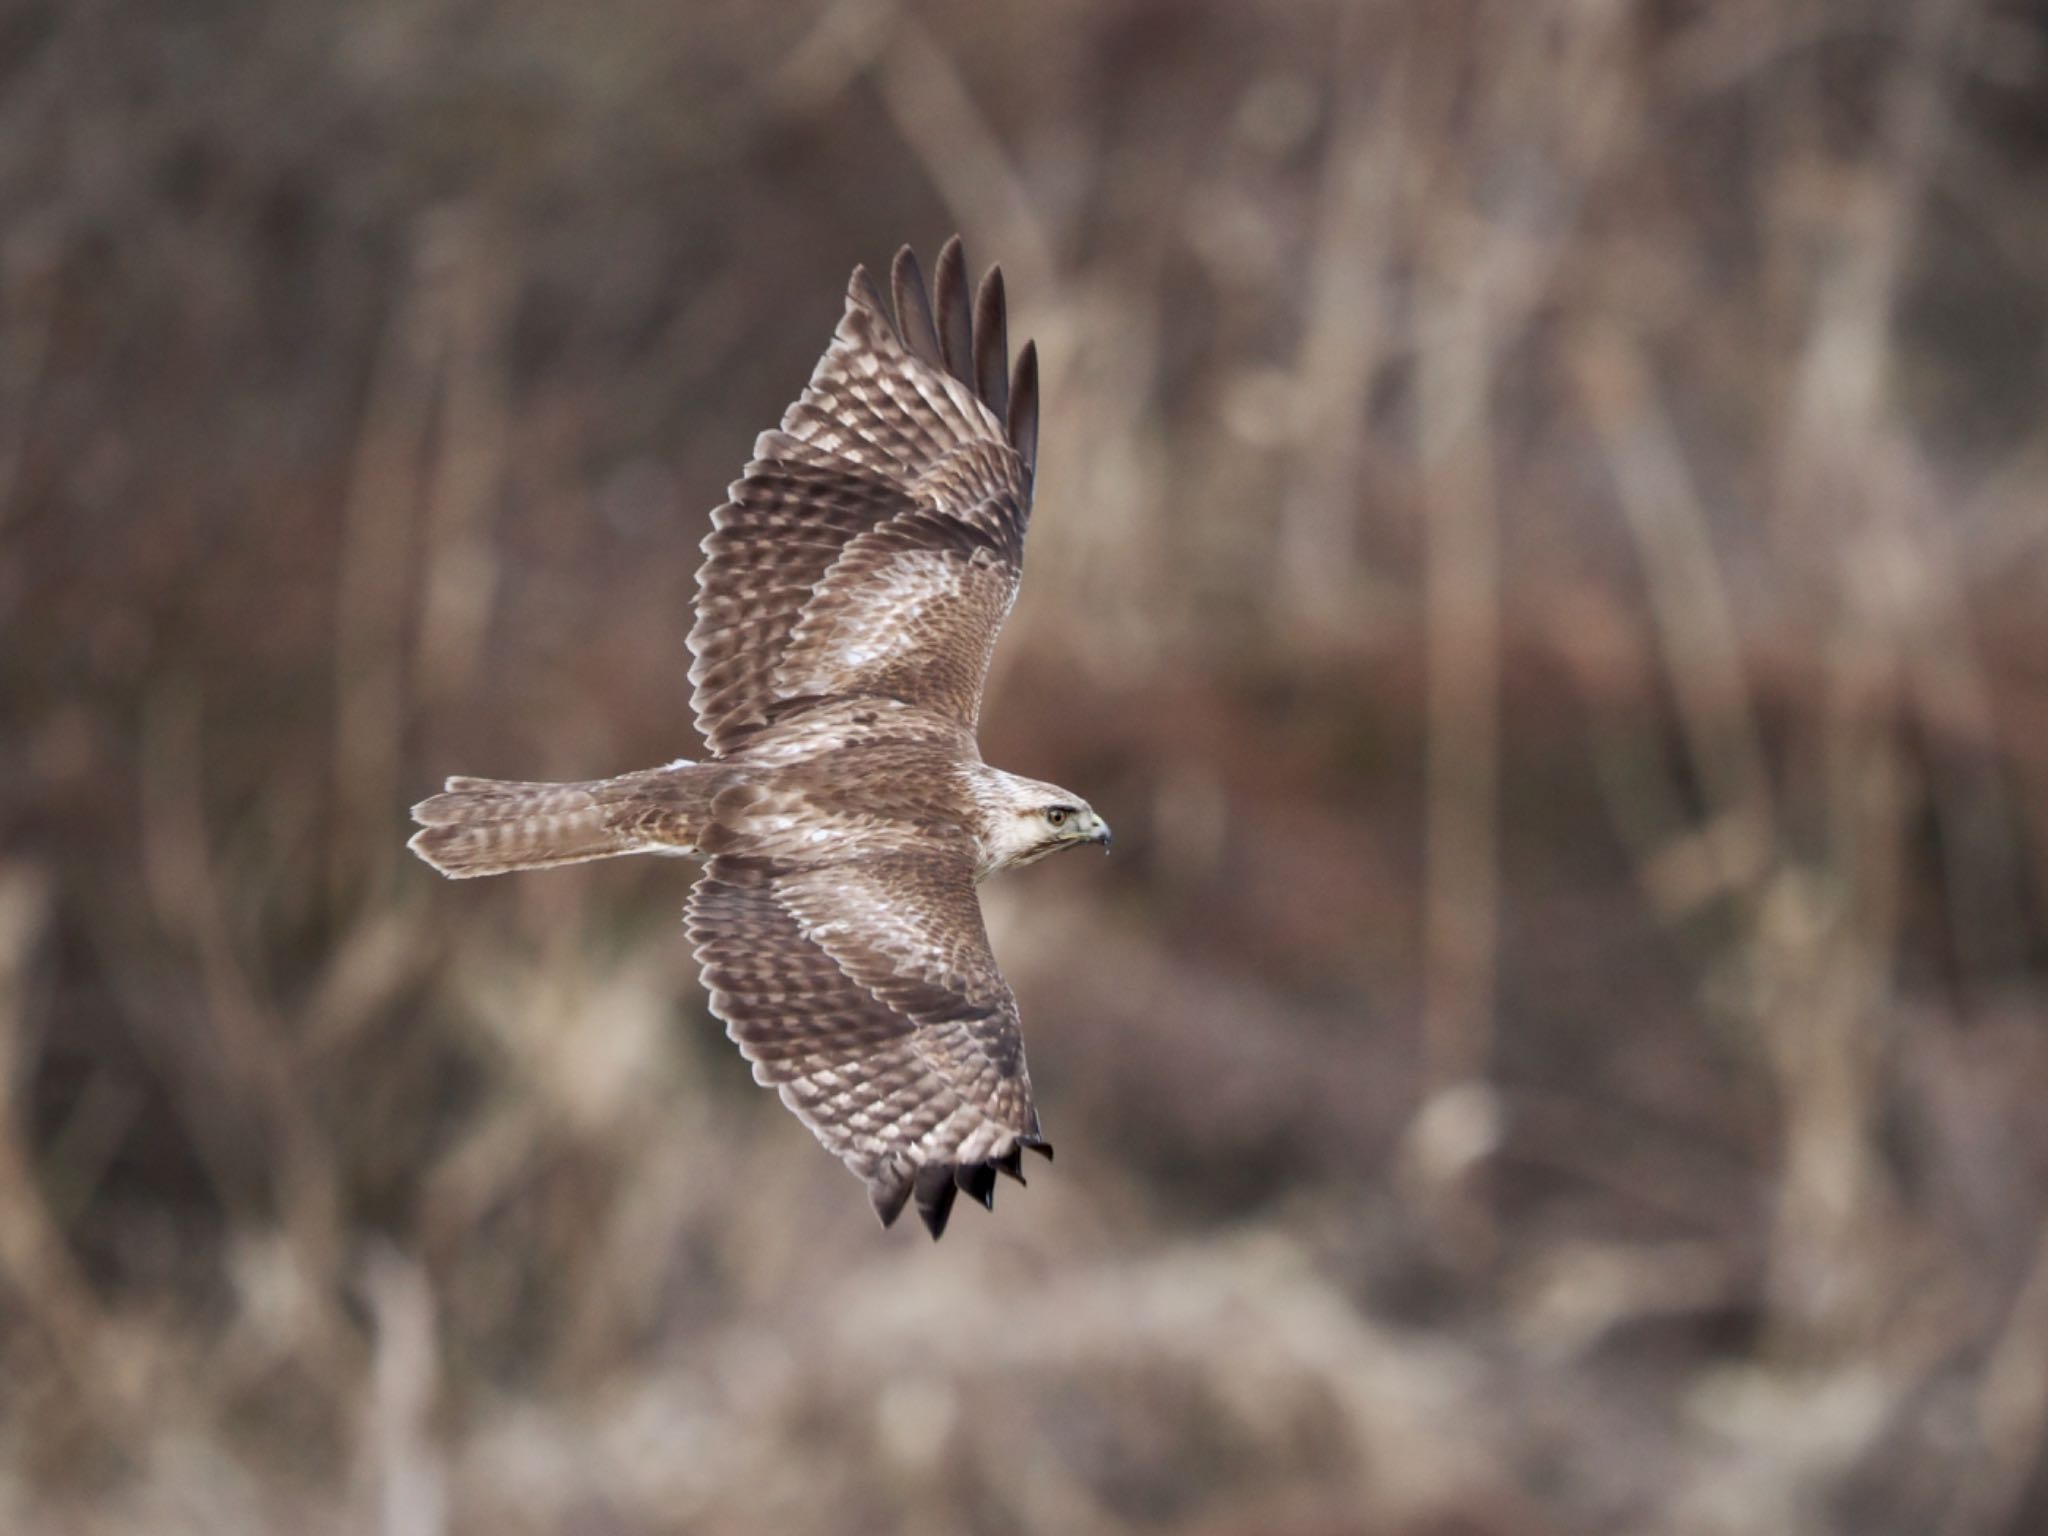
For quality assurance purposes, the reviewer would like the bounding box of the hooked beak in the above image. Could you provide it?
[1090,819,1113,853]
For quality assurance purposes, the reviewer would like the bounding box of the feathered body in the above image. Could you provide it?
[410,240,1108,1238]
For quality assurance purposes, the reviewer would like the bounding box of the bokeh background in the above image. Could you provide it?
[4,1,2048,1531]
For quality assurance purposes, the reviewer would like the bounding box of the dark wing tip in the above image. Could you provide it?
[904,1146,1039,1237]
[972,265,1009,426]
[933,236,975,389]
[885,239,1038,473]
[870,1174,913,1229]
[914,1163,960,1241]
[889,246,943,368]
[955,1161,997,1210]
[1007,339,1039,479]
[848,261,882,302]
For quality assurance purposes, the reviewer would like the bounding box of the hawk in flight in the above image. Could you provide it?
[410,239,1109,1239]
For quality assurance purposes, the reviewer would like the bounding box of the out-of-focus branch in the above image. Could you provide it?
[141,686,354,1373]
[872,11,1058,302]
[333,227,444,901]
[1941,1217,2048,1536]
[1274,3,1399,634]
[1572,325,1779,910]
[415,207,512,709]
[0,864,123,1403]
[0,233,55,536]
[1408,261,1502,1266]
[358,1245,448,1536]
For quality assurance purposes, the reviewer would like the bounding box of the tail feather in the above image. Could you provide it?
[407,769,701,878]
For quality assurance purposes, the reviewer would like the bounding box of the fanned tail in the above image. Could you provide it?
[407,769,705,878]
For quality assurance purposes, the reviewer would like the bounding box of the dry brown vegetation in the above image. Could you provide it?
[4,0,2048,1532]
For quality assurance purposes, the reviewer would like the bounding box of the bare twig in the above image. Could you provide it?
[415,207,513,707]
[0,864,123,1401]
[333,225,444,900]
[359,1245,448,1536]
[1940,1218,2048,1536]
[1572,325,1779,894]
[1411,258,1502,1262]
[141,686,353,1370]
[1274,4,1400,633]
[872,12,1058,300]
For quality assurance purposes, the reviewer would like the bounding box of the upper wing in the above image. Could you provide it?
[687,238,1040,756]
[685,851,1050,1238]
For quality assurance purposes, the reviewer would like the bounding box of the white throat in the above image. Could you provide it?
[969,764,1070,881]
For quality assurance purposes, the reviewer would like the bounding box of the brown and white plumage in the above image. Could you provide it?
[689,240,1035,749]
[410,240,1105,1238]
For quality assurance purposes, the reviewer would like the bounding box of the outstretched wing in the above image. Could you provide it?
[688,238,1040,756]
[686,851,1051,1238]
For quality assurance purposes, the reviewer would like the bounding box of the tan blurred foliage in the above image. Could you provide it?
[2,0,2047,1532]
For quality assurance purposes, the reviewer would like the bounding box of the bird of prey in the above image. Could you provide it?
[409,238,1109,1239]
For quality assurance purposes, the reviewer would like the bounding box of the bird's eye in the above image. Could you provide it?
[1046,806,1068,827]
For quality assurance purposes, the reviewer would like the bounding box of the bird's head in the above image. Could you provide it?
[975,769,1112,878]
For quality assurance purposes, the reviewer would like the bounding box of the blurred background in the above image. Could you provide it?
[3,0,2048,1531]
